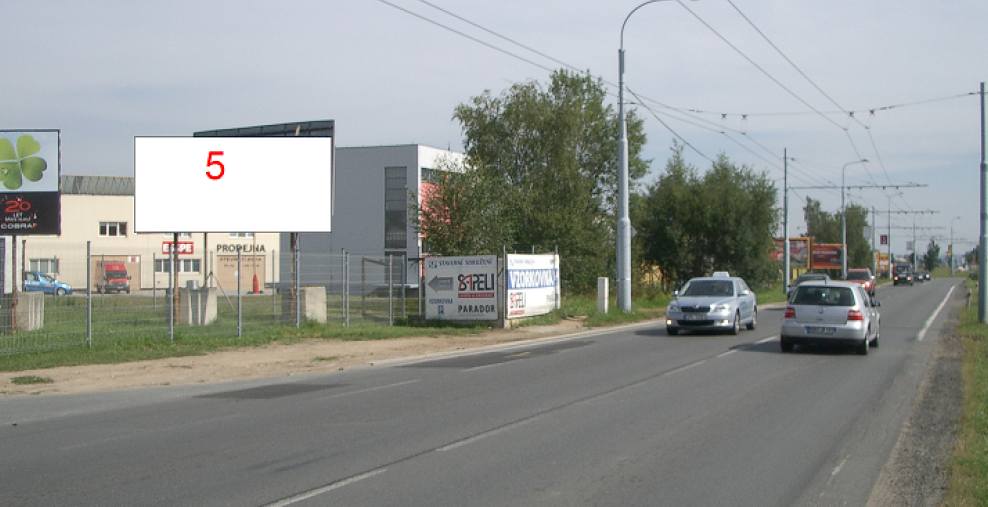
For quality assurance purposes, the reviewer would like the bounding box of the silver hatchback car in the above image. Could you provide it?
[781,281,880,355]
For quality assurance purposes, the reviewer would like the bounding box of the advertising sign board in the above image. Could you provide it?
[0,130,60,235]
[134,137,333,232]
[771,237,810,267]
[811,243,843,270]
[425,255,498,321]
[161,241,195,255]
[877,252,890,274]
[506,254,560,319]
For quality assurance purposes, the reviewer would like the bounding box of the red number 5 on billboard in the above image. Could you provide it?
[206,151,224,180]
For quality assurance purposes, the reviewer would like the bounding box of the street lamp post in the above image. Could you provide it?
[950,216,961,275]
[841,158,869,279]
[618,0,682,312]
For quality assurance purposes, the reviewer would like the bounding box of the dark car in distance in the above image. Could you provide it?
[893,264,914,286]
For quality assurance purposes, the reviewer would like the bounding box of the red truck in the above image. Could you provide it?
[96,261,131,294]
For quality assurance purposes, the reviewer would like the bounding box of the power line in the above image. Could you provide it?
[626,87,713,163]
[374,0,556,74]
[389,0,837,190]
[676,1,848,132]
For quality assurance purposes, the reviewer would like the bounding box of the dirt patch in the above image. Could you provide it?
[0,318,593,397]
[868,309,964,506]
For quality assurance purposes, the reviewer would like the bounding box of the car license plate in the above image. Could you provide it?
[686,314,705,320]
[805,326,836,335]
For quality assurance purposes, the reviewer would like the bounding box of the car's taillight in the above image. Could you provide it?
[784,307,795,319]
[847,309,864,321]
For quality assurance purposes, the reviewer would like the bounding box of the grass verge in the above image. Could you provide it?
[945,280,988,505]
[10,375,54,385]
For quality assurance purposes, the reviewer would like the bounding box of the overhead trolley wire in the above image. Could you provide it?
[379,0,850,194]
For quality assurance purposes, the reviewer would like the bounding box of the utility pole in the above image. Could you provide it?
[871,206,877,275]
[979,81,987,323]
[913,217,918,272]
[783,149,790,296]
[875,210,938,274]
[789,181,926,277]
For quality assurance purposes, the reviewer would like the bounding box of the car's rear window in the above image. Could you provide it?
[792,286,856,306]
[682,280,734,297]
[894,265,911,273]
[795,275,826,284]
[846,271,870,280]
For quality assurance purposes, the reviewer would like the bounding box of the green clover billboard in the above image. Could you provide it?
[0,130,61,235]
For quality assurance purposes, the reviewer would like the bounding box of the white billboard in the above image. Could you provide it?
[506,254,560,319]
[134,137,332,232]
[425,255,498,321]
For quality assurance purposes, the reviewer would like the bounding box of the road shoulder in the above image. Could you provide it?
[867,300,964,506]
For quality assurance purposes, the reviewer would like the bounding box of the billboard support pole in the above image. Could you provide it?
[294,234,301,328]
[169,234,175,342]
[86,241,92,347]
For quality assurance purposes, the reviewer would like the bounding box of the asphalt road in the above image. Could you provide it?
[0,278,963,506]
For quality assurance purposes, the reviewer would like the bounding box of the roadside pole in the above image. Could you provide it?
[783,149,790,297]
[979,81,987,323]
[237,248,242,338]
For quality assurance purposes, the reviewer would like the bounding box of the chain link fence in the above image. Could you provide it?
[0,243,426,356]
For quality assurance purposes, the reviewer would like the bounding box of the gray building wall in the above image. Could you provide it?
[280,144,462,287]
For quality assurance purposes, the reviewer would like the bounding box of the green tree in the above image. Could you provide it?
[922,239,941,272]
[418,70,648,291]
[802,198,871,271]
[638,145,778,288]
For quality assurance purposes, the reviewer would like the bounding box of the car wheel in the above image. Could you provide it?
[857,338,869,355]
[667,327,679,336]
[731,312,741,335]
[780,337,794,353]
[746,308,757,330]
[55,288,66,296]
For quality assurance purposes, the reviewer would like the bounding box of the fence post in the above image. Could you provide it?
[86,241,92,348]
[295,238,301,328]
[343,249,350,327]
[418,258,424,320]
[237,249,242,338]
[152,253,157,312]
[401,256,406,321]
[388,254,394,326]
[272,249,277,319]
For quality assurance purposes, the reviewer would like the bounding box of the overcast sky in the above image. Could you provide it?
[4,0,985,259]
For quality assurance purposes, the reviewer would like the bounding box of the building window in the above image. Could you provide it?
[229,233,254,238]
[99,221,127,237]
[385,167,407,250]
[154,259,171,273]
[155,259,201,273]
[30,258,59,274]
[181,259,201,273]
[178,233,192,238]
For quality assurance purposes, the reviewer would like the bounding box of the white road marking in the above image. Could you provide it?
[830,456,849,477]
[662,360,707,376]
[314,379,420,401]
[755,335,779,345]
[917,286,956,341]
[436,416,542,452]
[264,468,388,506]
[463,362,506,373]
[716,350,738,359]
